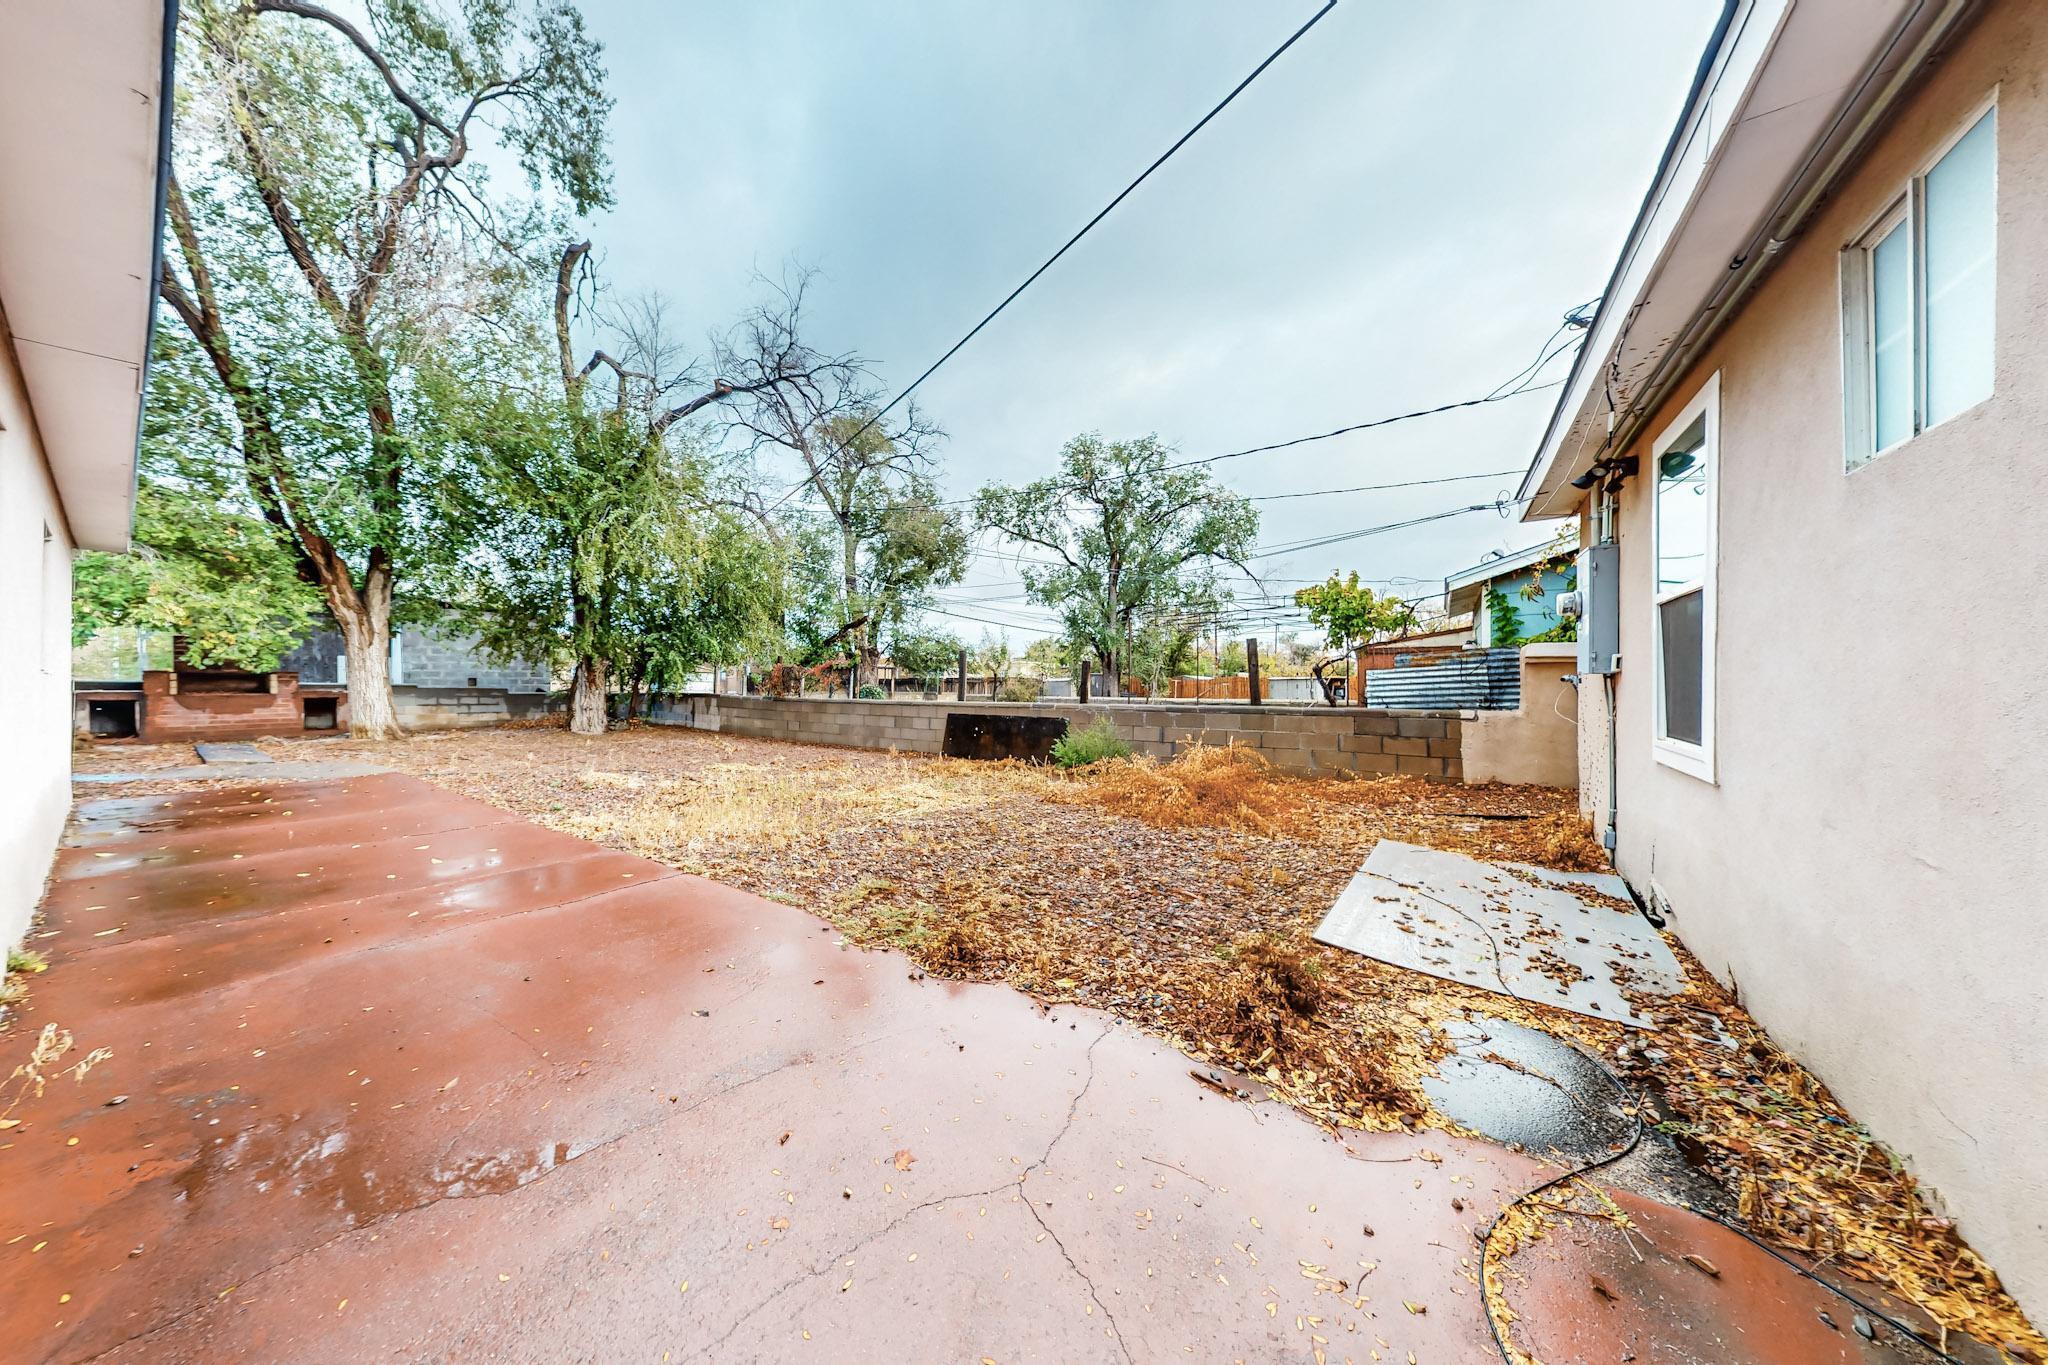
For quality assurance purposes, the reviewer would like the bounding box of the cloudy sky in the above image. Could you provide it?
[573,0,1720,646]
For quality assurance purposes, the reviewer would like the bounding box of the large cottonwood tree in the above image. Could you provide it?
[426,242,827,735]
[155,0,611,736]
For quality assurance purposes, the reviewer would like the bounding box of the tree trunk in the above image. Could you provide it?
[570,656,609,736]
[625,664,647,722]
[334,590,402,740]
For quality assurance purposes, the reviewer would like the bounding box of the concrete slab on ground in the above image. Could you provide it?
[1313,840,1684,1027]
[5,772,1542,1363]
[73,759,389,784]
[194,742,271,764]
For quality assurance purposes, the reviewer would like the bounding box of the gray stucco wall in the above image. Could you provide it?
[650,695,1464,780]
[1573,2,2047,1314]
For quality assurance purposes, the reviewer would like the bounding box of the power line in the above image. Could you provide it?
[1245,500,1519,561]
[1162,381,1561,476]
[843,0,1340,450]
[1246,468,1521,502]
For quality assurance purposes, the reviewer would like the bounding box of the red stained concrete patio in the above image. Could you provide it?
[4,769,1967,1363]
[5,772,1535,1363]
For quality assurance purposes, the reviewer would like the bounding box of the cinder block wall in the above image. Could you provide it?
[396,629,549,692]
[394,685,551,731]
[649,695,1463,780]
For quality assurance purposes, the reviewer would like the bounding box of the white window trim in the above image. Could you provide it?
[1840,89,1998,470]
[1650,372,1717,784]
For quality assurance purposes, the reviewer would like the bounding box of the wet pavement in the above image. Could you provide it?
[1493,1187,1978,1365]
[6,772,1539,1363]
[4,769,1983,1363]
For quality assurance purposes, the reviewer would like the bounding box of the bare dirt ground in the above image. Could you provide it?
[192,722,2037,1354]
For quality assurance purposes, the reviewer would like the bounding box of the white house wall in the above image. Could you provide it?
[0,324,77,949]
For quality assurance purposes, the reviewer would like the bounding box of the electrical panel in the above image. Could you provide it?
[1576,543,1620,675]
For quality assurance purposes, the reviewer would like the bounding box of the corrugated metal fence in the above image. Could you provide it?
[1364,647,1521,710]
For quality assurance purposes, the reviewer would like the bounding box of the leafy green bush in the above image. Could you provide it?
[1051,717,1132,768]
[997,676,1041,702]
[857,685,886,700]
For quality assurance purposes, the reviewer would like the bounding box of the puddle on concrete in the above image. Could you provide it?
[1426,1014,1733,1215]
[1424,1015,1633,1161]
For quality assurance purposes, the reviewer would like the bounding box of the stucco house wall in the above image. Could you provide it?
[1462,645,1577,788]
[1579,0,2048,1311]
[0,326,77,949]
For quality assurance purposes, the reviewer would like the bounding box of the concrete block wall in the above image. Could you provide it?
[395,629,549,693]
[394,685,551,731]
[650,695,1464,780]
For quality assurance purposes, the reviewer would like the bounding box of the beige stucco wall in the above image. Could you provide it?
[0,317,77,952]
[1577,0,2048,1315]
[1462,645,1578,788]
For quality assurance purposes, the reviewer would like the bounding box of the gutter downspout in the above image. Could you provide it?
[130,0,180,555]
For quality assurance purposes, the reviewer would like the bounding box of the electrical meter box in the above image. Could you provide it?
[1576,543,1620,675]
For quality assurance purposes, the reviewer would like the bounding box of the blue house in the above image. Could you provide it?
[1444,541,1575,647]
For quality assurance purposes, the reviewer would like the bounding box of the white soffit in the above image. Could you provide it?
[0,0,169,551]
[1518,0,1944,523]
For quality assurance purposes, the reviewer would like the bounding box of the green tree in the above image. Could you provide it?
[72,491,321,671]
[974,434,1258,695]
[1022,636,1074,673]
[156,0,612,736]
[423,244,793,735]
[74,331,323,669]
[725,279,968,667]
[890,629,964,690]
[970,631,1012,690]
[1293,573,1417,705]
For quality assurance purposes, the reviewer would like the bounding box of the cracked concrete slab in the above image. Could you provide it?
[4,773,1541,1363]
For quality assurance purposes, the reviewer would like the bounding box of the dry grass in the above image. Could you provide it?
[1208,930,1327,1054]
[1527,812,1610,872]
[1053,744,1313,836]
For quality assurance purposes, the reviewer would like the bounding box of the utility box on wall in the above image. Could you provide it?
[1575,543,1621,675]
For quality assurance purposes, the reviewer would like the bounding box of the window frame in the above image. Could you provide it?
[1649,372,1718,784]
[1840,91,1998,469]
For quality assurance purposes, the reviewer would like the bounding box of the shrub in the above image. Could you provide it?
[997,676,1041,703]
[857,685,886,700]
[1050,717,1132,768]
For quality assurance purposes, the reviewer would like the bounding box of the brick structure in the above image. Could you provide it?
[138,669,308,744]
[650,696,1464,781]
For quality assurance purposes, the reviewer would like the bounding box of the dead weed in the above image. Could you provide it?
[1050,743,1320,837]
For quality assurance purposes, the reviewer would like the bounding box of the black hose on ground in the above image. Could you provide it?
[1475,1047,1968,1365]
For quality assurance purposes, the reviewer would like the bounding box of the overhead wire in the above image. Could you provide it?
[839,0,1341,452]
